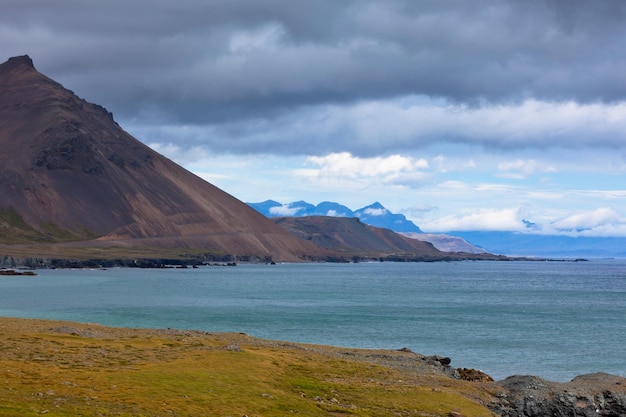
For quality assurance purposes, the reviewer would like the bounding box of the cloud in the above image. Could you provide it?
[421,206,626,237]
[127,98,626,158]
[549,207,626,236]
[421,207,526,232]
[361,207,388,217]
[497,159,557,179]
[433,155,476,173]
[269,205,302,216]
[3,1,626,128]
[4,1,626,161]
[303,152,430,187]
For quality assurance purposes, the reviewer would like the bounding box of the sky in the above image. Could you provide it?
[3,0,626,236]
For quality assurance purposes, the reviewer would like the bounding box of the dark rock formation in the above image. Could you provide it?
[0,269,37,276]
[492,373,626,417]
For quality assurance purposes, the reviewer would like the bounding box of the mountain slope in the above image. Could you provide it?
[354,202,422,233]
[0,55,328,261]
[273,216,439,256]
[273,216,506,261]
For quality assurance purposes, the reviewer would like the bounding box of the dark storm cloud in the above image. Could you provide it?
[2,0,626,152]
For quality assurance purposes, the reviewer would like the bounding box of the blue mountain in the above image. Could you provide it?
[313,201,354,217]
[247,200,422,233]
[247,200,282,215]
[248,201,624,258]
[354,202,422,233]
[288,200,316,216]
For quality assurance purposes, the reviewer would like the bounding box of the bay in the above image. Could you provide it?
[0,259,624,382]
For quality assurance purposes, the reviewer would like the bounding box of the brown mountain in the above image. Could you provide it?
[273,216,507,261]
[0,55,329,262]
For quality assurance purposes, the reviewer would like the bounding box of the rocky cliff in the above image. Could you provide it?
[492,373,626,417]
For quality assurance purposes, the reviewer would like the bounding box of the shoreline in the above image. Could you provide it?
[0,316,624,416]
[0,253,573,270]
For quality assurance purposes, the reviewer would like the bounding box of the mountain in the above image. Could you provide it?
[273,216,506,261]
[401,232,488,254]
[313,201,354,217]
[248,200,493,253]
[354,202,422,233]
[287,200,316,216]
[248,200,422,233]
[247,200,283,216]
[0,55,329,262]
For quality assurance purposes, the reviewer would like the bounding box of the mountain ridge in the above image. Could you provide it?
[249,200,488,253]
[272,216,505,261]
[0,55,331,262]
[248,200,423,233]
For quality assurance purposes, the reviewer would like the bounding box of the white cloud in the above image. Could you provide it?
[269,205,302,216]
[433,155,476,173]
[419,206,626,237]
[497,159,557,179]
[303,152,430,187]
[362,207,388,216]
[306,152,428,177]
[549,207,626,236]
[421,207,526,232]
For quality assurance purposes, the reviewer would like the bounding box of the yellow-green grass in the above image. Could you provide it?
[0,318,499,416]
[0,244,222,262]
[0,208,98,244]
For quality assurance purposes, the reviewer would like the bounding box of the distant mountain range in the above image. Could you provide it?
[250,200,626,258]
[271,216,505,261]
[248,200,423,233]
[248,200,486,254]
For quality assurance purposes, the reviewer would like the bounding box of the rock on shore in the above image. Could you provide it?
[492,373,626,417]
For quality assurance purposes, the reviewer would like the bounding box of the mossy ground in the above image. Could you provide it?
[0,243,222,263]
[0,318,499,417]
[0,208,98,244]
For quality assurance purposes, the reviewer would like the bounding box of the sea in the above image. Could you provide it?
[1,259,624,382]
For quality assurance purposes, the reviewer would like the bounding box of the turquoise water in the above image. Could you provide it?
[1,260,624,381]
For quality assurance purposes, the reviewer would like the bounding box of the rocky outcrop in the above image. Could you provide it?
[0,255,266,269]
[492,373,626,417]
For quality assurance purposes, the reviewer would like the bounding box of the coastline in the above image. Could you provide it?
[0,253,556,271]
[0,316,624,416]
[1,260,621,384]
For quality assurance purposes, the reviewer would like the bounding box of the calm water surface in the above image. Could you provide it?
[1,260,624,381]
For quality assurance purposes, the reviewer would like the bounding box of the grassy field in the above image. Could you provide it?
[0,318,500,416]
